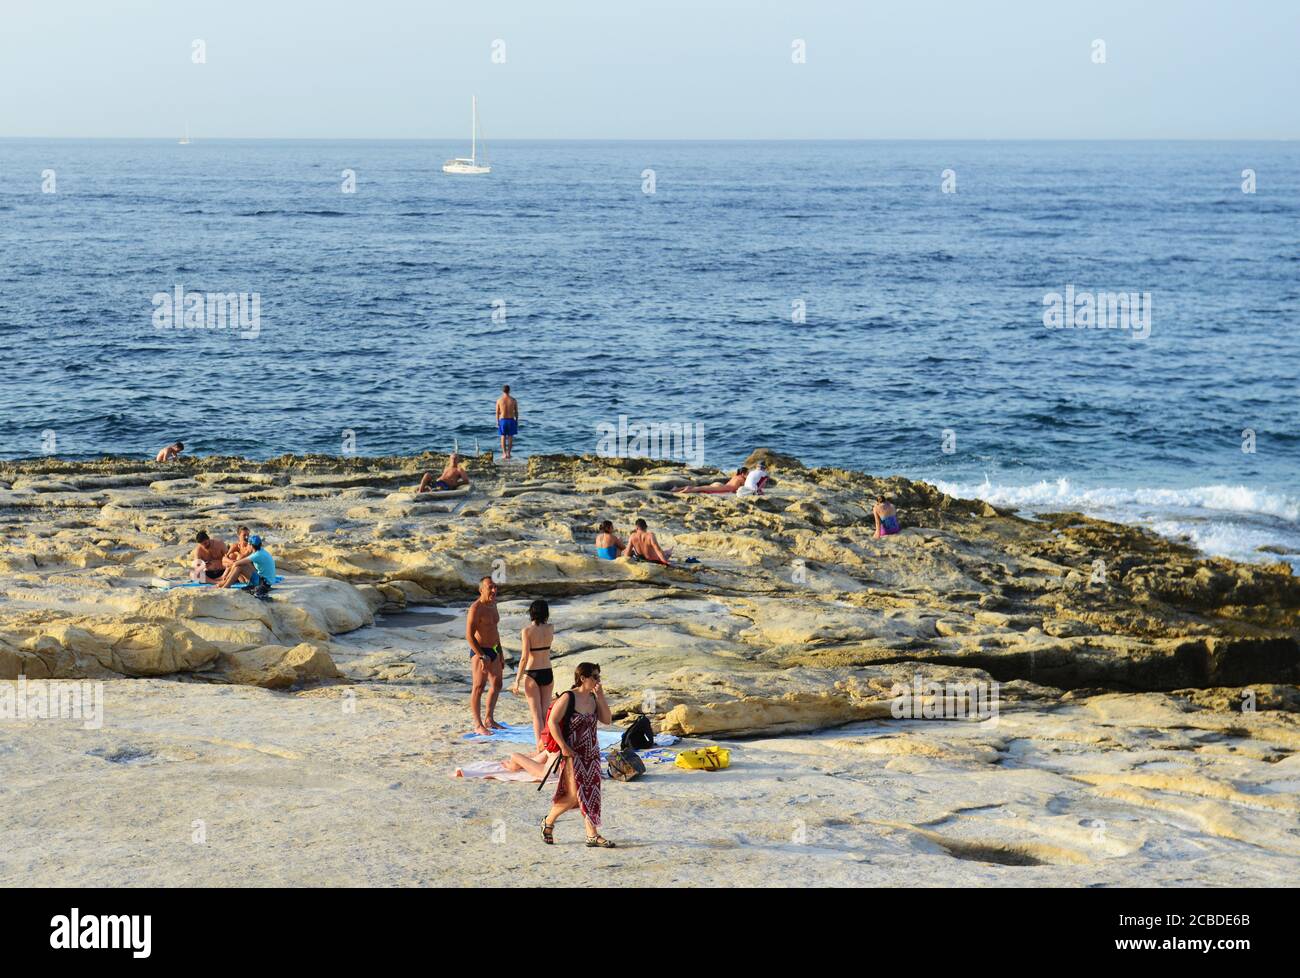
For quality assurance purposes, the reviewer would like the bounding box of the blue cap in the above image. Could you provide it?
[249,535,262,547]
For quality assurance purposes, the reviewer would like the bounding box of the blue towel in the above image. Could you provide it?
[157,575,286,591]
[462,722,622,750]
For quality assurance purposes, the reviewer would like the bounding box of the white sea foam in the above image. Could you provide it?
[929,478,1300,522]
[927,477,1300,569]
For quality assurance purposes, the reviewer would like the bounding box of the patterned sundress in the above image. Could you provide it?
[554,700,602,828]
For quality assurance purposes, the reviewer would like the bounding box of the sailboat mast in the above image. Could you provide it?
[471,96,477,163]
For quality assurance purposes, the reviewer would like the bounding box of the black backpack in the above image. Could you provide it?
[620,714,655,751]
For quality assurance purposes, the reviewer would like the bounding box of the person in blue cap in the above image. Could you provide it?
[216,534,276,590]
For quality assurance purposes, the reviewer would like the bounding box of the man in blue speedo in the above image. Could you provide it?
[495,384,518,460]
[216,534,276,591]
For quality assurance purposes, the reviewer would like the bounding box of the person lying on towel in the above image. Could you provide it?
[455,748,559,782]
[674,467,748,494]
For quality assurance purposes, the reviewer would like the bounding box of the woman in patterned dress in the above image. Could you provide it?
[542,662,616,848]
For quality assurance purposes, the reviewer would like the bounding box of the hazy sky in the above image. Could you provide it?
[3,0,1297,139]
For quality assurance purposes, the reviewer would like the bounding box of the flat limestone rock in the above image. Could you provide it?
[210,641,342,688]
[1,451,1299,886]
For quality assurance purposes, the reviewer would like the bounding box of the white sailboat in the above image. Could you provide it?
[442,97,490,174]
[178,122,191,146]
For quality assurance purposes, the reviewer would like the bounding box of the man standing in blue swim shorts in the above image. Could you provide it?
[495,384,519,460]
[466,576,507,735]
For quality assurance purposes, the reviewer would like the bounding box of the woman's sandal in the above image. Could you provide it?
[586,834,616,848]
[541,818,555,845]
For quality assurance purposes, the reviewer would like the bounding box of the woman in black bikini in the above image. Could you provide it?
[512,599,555,751]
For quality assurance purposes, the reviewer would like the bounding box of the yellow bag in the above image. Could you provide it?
[674,747,730,771]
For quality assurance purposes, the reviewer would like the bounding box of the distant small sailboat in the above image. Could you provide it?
[178,123,191,146]
[442,97,490,174]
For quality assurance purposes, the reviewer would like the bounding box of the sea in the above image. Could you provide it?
[1,139,1297,568]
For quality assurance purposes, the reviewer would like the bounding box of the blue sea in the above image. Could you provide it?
[1,139,1297,566]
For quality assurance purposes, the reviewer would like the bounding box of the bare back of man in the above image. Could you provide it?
[495,387,519,460]
[625,528,671,565]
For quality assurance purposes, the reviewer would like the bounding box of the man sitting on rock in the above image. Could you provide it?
[623,518,672,565]
[192,530,227,581]
[222,526,254,583]
[216,534,276,591]
[155,441,184,463]
[417,453,470,493]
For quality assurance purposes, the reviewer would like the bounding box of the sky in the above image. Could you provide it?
[1,0,1297,139]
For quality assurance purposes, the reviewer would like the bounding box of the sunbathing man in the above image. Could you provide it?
[675,466,748,494]
[192,530,228,581]
[496,385,518,460]
[155,441,184,463]
[417,452,470,493]
[873,498,901,537]
[216,534,276,590]
[222,526,254,583]
[623,518,672,565]
[466,576,507,736]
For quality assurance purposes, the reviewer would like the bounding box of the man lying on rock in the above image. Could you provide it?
[417,452,471,493]
[674,466,748,494]
[216,534,276,591]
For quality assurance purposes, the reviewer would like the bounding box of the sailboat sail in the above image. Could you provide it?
[443,97,490,174]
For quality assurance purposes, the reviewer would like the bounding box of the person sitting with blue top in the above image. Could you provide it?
[216,534,277,589]
[595,520,623,560]
[873,498,901,538]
